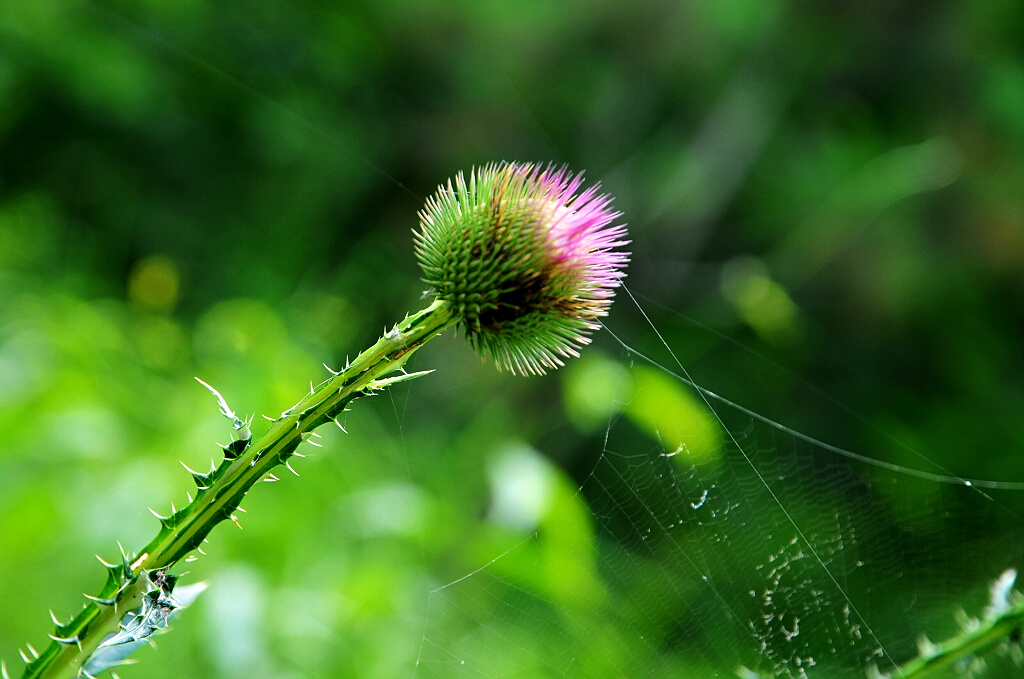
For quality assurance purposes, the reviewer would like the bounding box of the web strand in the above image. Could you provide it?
[613,283,903,676]
[602,288,1024,493]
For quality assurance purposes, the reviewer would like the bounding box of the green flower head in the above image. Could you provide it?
[415,162,630,375]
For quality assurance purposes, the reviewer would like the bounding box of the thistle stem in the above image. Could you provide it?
[19,299,454,679]
[891,598,1024,679]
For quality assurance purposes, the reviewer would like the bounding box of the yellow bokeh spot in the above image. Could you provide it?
[722,256,800,345]
[625,365,722,463]
[128,255,180,312]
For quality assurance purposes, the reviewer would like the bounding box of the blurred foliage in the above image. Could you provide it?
[1,1,1023,678]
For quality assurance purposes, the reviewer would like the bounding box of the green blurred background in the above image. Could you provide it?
[1,1,1023,677]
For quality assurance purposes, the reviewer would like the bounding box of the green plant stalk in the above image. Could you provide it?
[892,599,1024,679]
[18,299,454,679]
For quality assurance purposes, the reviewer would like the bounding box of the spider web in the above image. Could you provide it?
[1,5,1023,679]
[410,288,1024,679]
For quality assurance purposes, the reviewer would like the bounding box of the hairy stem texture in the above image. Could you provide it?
[19,300,453,679]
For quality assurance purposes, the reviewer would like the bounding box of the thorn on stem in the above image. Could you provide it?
[195,377,237,420]
[84,594,116,606]
[47,634,79,647]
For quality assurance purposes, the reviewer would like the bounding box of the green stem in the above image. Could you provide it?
[892,599,1024,679]
[18,299,454,679]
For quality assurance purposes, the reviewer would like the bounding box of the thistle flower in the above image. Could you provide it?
[415,162,630,375]
[15,164,626,679]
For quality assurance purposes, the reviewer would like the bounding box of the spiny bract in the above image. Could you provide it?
[415,162,629,375]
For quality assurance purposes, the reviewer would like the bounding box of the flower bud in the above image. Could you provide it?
[415,162,629,375]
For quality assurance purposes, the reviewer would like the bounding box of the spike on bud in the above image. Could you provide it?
[415,162,629,375]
